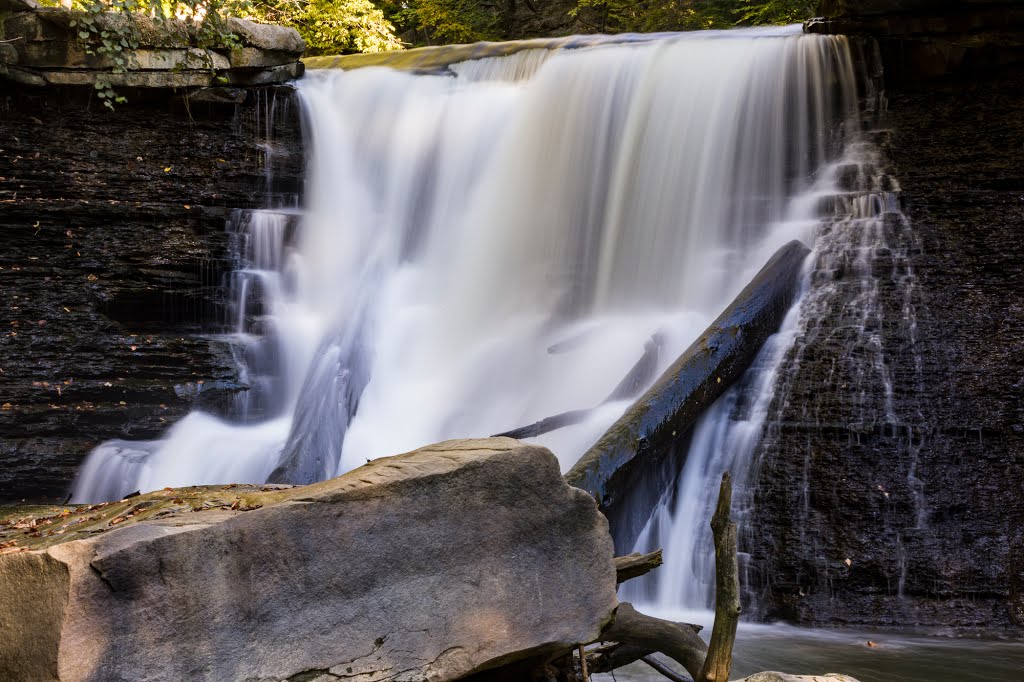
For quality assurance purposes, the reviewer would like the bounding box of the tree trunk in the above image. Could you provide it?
[697,472,741,682]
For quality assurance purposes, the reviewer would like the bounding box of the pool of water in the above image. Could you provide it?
[594,611,1024,682]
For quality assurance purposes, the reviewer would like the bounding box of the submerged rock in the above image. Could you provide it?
[0,438,617,682]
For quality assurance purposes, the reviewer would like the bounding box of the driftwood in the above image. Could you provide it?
[643,655,692,682]
[697,472,740,682]
[506,476,740,682]
[576,475,738,682]
[493,334,663,440]
[494,409,592,440]
[588,603,707,679]
[564,240,810,552]
[614,549,664,584]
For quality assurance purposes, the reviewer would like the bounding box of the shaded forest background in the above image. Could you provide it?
[268,0,816,53]
[38,0,815,56]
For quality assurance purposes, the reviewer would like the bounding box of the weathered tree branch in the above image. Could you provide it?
[697,472,740,682]
[614,549,664,584]
[642,655,693,682]
[594,603,708,680]
[493,333,662,440]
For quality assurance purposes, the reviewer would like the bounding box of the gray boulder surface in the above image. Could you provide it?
[0,438,618,682]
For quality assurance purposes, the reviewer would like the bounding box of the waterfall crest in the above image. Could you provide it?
[72,28,861,517]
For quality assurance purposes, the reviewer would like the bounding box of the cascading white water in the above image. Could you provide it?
[623,131,924,616]
[72,27,861,528]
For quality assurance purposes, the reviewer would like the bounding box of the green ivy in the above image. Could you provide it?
[239,0,402,54]
[41,0,244,109]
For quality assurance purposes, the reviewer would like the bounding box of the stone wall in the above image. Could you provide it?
[0,82,304,502]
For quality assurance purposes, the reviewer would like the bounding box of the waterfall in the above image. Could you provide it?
[72,26,861,530]
[623,128,924,616]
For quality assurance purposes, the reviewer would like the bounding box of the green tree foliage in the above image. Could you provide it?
[736,0,814,25]
[571,0,813,34]
[240,0,403,53]
[379,0,502,45]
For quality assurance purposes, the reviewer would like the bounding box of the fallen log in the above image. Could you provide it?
[564,240,810,551]
[493,409,592,440]
[493,333,663,440]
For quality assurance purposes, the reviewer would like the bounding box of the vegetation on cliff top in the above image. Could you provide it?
[40,0,815,59]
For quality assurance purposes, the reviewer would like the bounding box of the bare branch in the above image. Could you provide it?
[697,472,741,682]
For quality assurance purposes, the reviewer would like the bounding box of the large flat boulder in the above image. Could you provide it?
[0,438,617,682]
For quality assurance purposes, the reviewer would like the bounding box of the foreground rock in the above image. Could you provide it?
[0,438,617,682]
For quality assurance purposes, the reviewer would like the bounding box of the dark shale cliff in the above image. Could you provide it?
[747,1,1024,628]
[0,84,303,502]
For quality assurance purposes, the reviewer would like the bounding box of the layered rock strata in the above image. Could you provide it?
[0,81,303,502]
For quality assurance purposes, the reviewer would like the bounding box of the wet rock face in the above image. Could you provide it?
[748,68,1024,628]
[0,83,303,503]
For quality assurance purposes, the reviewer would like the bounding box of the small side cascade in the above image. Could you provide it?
[624,120,928,615]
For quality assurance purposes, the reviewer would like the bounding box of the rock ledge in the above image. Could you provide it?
[0,0,304,89]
